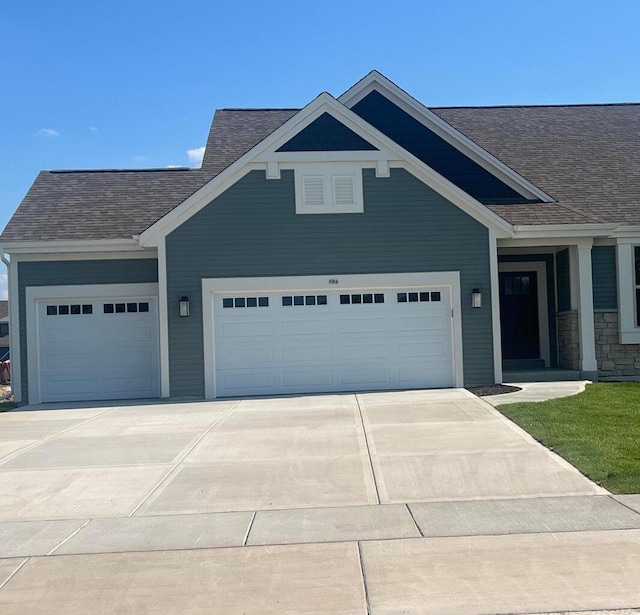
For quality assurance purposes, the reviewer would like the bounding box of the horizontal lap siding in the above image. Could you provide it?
[166,168,493,397]
[18,259,158,402]
[592,246,617,310]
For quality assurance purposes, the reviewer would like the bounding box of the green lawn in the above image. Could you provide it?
[497,382,640,493]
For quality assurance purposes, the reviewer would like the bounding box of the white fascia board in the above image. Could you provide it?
[140,93,513,245]
[509,224,618,240]
[338,71,554,203]
[2,239,145,255]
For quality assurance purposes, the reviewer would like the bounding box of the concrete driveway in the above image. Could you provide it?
[1,389,640,614]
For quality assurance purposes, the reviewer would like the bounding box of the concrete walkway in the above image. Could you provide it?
[0,389,639,613]
[483,380,589,406]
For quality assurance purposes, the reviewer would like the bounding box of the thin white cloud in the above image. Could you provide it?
[187,146,205,167]
[134,155,146,162]
[89,126,98,132]
[36,128,59,137]
[0,274,7,300]
[166,165,182,168]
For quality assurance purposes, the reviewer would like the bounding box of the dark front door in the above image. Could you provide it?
[499,271,540,360]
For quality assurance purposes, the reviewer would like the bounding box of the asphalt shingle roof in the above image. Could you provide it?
[2,101,639,242]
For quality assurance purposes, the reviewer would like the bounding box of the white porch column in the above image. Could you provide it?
[576,240,597,373]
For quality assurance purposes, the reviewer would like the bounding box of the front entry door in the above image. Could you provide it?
[499,271,540,360]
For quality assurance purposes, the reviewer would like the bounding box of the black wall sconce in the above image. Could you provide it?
[472,288,482,308]
[179,296,190,317]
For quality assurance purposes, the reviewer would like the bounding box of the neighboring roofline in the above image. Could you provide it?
[338,70,555,204]
[0,239,150,255]
[139,92,515,245]
[49,167,193,174]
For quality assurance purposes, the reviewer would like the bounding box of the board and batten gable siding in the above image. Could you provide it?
[17,259,159,402]
[592,245,617,310]
[166,168,494,397]
[277,113,378,152]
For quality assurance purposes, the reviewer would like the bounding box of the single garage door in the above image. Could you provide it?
[36,297,160,403]
[212,286,454,397]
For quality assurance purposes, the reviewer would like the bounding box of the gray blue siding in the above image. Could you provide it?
[592,246,617,310]
[556,249,571,312]
[166,168,494,397]
[277,113,377,152]
[18,259,158,402]
[352,91,535,205]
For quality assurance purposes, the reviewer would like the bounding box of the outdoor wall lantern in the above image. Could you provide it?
[179,296,190,317]
[472,288,482,308]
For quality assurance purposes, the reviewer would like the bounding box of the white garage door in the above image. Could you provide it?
[36,297,160,403]
[212,286,454,397]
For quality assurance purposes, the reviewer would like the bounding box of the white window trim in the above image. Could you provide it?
[25,283,159,405]
[617,241,640,344]
[201,272,464,399]
[293,163,364,214]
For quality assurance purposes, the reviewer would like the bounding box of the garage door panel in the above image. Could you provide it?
[282,370,333,388]
[282,345,333,363]
[220,320,273,338]
[281,319,331,335]
[212,285,455,397]
[219,346,275,368]
[395,314,447,332]
[340,343,389,360]
[337,317,388,334]
[397,341,448,359]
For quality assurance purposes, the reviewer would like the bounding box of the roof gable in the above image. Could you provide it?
[139,92,513,246]
[277,112,378,152]
[339,71,553,203]
[352,90,533,205]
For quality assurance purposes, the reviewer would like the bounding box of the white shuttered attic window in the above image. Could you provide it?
[302,176,325,206]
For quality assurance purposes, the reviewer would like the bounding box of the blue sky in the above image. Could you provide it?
[1,0,640,297]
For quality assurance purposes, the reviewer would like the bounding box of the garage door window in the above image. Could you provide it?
[103,302,151,314]
[282,295,327,306]
[397,291,441,303]
[339,293,384,305]
[222,297,269,308]
[46,304,93,316]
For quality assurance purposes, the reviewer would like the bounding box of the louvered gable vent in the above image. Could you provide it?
[302,176,325,206]
[332,176,355,206]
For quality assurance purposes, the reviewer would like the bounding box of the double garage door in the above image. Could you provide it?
[211,282,456,398]
[33,293,160,403]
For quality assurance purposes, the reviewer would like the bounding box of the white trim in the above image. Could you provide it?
[576,243,597,371]
[489,231,502,383]
[139,92,513,246]
[498,261,551,367]
[9,251,156,263]
[2,239,144,254]
[617,242,640,344]
[6,255,21,402]
[201,272,464,399]
[25,283,159,404]
[499,235,609,249]
[157,238,170,397]
[338,70,554,203]
[511,224,618,239]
